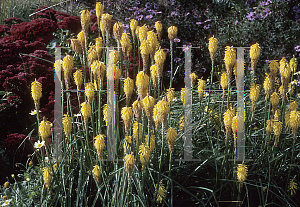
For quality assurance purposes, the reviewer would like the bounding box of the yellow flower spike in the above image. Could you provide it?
[95,2,103,23]
[85,82,95,103]
[135,26,140,40]
[154,49,167,80]
[101,13,112,33]
[124,153,135,175]
[181,88,185,105]
[266,120,273,139]
[62,114,72,138]
[124,77,134,103]
[103,104,107,126]
[289,110,300,139]
[113,21,123,41]
[70,39,83,54]
[127,44,133,57]
[249,43,260,71]
[223,107,234,138]
[95,37,103,59]
[62,54,74,88]
[153,105,159,129]
[224,46,236,78]
[156,99,170,126]
[237,163,248,183]
[91,60,105,86]
[156,182,166,203]
[249,83,260,109]
[39,117,52,141]
[190,73,198,87]
[31,80,42,110]
[107,64,121,86]
[166,88,175,105]
[274,109,280,121]
[166,127,177,153]
[179,116,185,133]
[81,10,90,34]
[94,134,105,160]
[150,65,158,88]
[88,45,97,64]
[147,31,159,59]
[145,133,155,152]
[130,19,138,38]
[197,79,206,100]
[121,107,133,132]
[77,31,85,48]
[108,50,119,64]
[92,165,101,184]
[100,20,105,37]
[4,182,9,188]
[279,57,291,90]
[139,143,151,169]
[272,120,283,146]
[143,95,155,120]
[136,71,149,100]
[132,100,143,122]
[140,40,150,68]
[138,25,148,43]
[290,57,297,73]
[289,101,298,111]
[121,33,131,56]
[220,71,228,98]
[167,26,178,42]
[81,102,91,126]
[288,179,298,196]
[208,36,218,62]
[43,167,52,189]
[74,69,83,91]
[263,73,271,96]
[133,120,143,141]
[270,92,279,110]
[269,60,279,75]
[155,21,162,39]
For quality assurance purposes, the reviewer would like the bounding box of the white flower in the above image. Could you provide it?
[2,199,12,206]
[26,178,30,182]
[29,110,41,115]
[34,140,45,149]
[45,157,49,162]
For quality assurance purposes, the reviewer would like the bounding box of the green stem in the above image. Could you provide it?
[170,41,173,88]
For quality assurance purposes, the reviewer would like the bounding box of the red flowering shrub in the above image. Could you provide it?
[58,16,81,34]
[3,133,33,163]
[10,18,58,44]
[3,17,23,25]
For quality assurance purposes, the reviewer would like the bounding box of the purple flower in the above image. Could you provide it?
[294,45,300,52]
[171,11,179,16]
[154,3,158,9]
[174,38,180,42]
[296,14,300,21]
[125,17,131,21]
[204,19,211,23]
[145,2,151,8]
[260,8,272,18]
[200,68,207,73]
[132,7,139,10]
[136,1,140,4]
[164,48,170,53]
[185,12,190,16]
[193,13,199,18]
[90,9,96,14]
[265,59,270,63]
[235,20,238,25]
[134,11,140,16]
[246,12,256,21]
[260,2,267,6]
[293,6,298,12]
[196,22,202,25]
[137,15,143,20]
[174,57,181,63]
[145,15,153,19]
[203,24,210,29]
[148,10,156,14]
[123,24,129,32]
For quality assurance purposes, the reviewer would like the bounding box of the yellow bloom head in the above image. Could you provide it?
[62,54,74,87]
[39,117,52,141]
[155,21,162,38]
[43,167,52,189]
[208,36,218,61]
[143,95,155,119]
[94,134,106,159]
[124,77,134,103]
[130,19,138,37]
[156,99,170,126]
[101,13,112,33]
[249,83,260,107]
[198,79,206,100]
[224,46,236,75]
[263,73,271,95]
[77,31,85,48]
[92,165,101,183]
[269,60,279,75]
[81,102,91,126]
[150,64,158,88]
[74,69,83,91]
[167,26,178,42]
[138,25,148,43]
[121,107,133,132]
[132,100,143,122]
[136,71,149,99]
[31,80,42,110]
[290,57,297,72]
[95,2,103,21]
[166,88,175,105]
[81,10,90,33]
[166,127,177,153]
[124,153,135,175]
[70,39,83,54]
[139,143,151,168]
[133,121,143,141]
[62,114,72,138]
[237,163,248,183]
[249,43,260,60]
[113,22,123,41]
